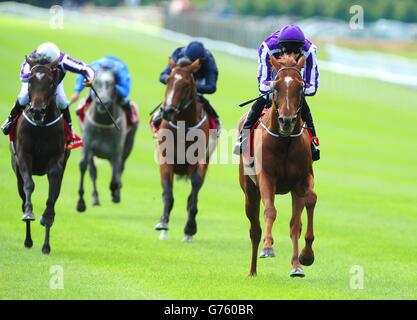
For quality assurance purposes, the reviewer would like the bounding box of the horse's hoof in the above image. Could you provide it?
[259,247,276,258]
[299,253,315,266]
[42,244,51,255]
[24,239,33,248]
[112,195,120,203]
[92,198,100,206]
[155,222,169,231]
[76,200,86,212]
[290,267,305,278]
[183,235,193,243]
[159,230,168,240]
[22,212,35,221]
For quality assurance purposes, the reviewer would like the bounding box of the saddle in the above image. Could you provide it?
[76,99,140,129]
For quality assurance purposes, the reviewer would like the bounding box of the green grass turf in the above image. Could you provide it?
[0,15,416,300]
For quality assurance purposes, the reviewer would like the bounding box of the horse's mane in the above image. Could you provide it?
[177,57,192,67]
[277,54,298,67]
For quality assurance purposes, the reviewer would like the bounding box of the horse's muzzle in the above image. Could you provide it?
[278,116,297,135]
[31,107,46,122]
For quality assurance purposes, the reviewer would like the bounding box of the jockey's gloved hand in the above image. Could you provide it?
[83,78,93,87]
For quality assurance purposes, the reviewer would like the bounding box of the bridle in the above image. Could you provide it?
[260,66,305,138]
[24,64,61,127]
[162,67,196,116]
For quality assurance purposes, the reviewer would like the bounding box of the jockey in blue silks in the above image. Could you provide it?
[234,25,320,161]
[152,41,220,130]
[71,56,134,125]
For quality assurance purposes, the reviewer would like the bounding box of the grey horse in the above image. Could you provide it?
[76,68,137,212]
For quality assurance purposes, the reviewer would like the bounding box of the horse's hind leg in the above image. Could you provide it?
[245,180,261,276]
[40,162,64,255]
[289,191,305,277]
[89,157,100,206]
[299,174,317,266]
[183,168,205,242]
[110,156,122,203]
[77,150,89,212]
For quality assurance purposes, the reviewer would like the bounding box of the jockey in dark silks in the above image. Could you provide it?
[234,25,320,161]
[152,41,221,131]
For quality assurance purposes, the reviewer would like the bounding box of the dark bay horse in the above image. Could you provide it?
[154,57,215,242]
[11,57,70,254]
[239,54,317,277]
[76,68,137,212]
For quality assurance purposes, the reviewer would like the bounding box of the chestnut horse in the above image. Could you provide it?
[239,54,317,277]
[154,57,215,242]
[11,57,70,254]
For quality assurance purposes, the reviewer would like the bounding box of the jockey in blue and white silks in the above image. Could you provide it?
[1,42,95,139]
[71,56,134,125]
[234,25,320,161]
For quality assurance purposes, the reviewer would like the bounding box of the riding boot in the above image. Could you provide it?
[121,100,134,126]
[61,107,74,144]
[233,97,268,155]
[1,100,25,135]
[198,95,221,134]
[301,97,320,161]
[152,109,163,129]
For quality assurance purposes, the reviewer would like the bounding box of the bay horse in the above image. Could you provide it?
[239,54,317,277]
[76,68,137,212]
[11,57,70,254]
[154,57,215,242]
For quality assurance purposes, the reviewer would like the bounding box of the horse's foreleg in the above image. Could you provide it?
[184,168,205,241]
[89,157,100,206]
[76,151,89,212]
[155,168,174,235]
[289,191,305,277]
[16,168,33,248]
[40,162,64,255]
[18,157,35,222]
[259,176,277,258]
[300,174,317,266]
[110,156,122,203]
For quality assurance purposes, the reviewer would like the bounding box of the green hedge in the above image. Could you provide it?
[228,0,417,23]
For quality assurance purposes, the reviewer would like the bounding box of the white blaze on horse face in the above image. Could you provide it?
[35,72,45,80]
[284,76,293,111]
[166,73,182,107]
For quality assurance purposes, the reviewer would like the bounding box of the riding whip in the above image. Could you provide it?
[149,102,162,116]
[83,75,120,130]
[239,90,273,107]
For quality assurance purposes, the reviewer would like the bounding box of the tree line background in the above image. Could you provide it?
[6,0,417,23]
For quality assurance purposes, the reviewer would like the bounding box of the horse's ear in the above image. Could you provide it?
[269,55,282,71]
[190,58,200,73]
[25,55,35,68]
[168,57,176,69]
[296,55,305,70]
[49,58,59,70]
